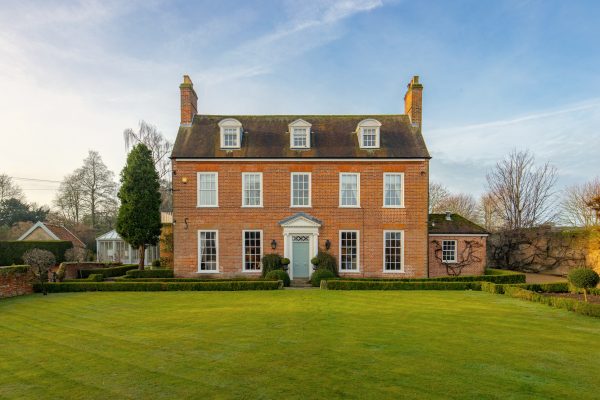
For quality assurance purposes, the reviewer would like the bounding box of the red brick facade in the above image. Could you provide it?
[428,235,487,277]
[172,159,429,278]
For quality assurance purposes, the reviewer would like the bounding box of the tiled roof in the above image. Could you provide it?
[428,213,489,235]
[44,223,86,247]
[172,115,430,159]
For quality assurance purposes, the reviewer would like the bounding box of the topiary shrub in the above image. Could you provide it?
[311,269,335,287]
[568,267,600,302]
[151,259,161,268]
[310,251,337,275]
[261,253,282,277]
[265,269,291,287]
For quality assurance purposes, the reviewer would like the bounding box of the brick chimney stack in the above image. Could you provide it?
[404,75,423,128]
[180,75,198,126]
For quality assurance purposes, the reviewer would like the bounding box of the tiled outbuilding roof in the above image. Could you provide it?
[428,213,489,235]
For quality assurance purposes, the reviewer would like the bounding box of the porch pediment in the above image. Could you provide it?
[278,212,322,228]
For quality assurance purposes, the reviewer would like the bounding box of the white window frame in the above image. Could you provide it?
[383,230,405,273]
[242,230,263,272]
[218,118,242,149]
[288,119,312,149]
[197,230,219,273]
[356,119,381,149]
[242,172,263,207]
[339,230,360,273]
[382,173,404,208]
[196,172,218,208]
[339,173,360,208]
[442,240,458,263]
[290,172,312,208]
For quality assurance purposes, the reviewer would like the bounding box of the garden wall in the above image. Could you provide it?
[0,266,33,299]
[58,262,115,280]
[488,226,600,275]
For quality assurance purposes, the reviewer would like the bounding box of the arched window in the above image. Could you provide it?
[218,118,243,149]
[356,119,381,149]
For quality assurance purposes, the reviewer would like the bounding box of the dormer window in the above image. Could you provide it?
[356,119,381,149]
[289,119,311,149]
[218,118,242,149]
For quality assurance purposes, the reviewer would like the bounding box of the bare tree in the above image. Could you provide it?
[478,192,502,232]
[23,248,55,296]
[123,121,173,211]
[560,177,600,227]
[429,182,450,213]
[0,173,24,201]
[486,150,558,229]
[434,193,479,222]
[53,172,85,224]
[78,151,118,228]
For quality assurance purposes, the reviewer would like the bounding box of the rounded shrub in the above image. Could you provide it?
[261,254,282,277]
[310,252,337,275]
[311,269,335,287]
[568,267,599,302]
[151,259,161,268]
[265,269,291,287]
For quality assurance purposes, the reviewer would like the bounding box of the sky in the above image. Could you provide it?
[1,0,599,207]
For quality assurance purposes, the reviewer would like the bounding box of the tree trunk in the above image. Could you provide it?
[138,245,145,270]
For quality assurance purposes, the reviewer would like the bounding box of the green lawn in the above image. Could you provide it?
[1,291,599,399]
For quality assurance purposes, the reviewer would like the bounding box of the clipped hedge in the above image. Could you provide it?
[321,280,482,291]
[79,264,138,279]
[0,265,30,276]
[482,282,569,295]
[125,268,174,279]
[87,274,104,282]
[113,277,269,282]
[502,285,600,318]
[311,269,335,287]
[34,280,283,292]
[0,241,72,265]
[331,269,525,284]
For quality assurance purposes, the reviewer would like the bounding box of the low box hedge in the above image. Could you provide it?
[321,280,482,291]
[87,274,104,282]
[34,280,283,292]
[482,282,569,295]
[0,265,30,276]
[79,264,138,279]
[125,268,174,279]
[0,241,72,265]
[330,269,525,284]
[113,277,268,282]
[502,285,600,318]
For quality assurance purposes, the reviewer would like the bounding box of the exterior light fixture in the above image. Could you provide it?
[181,177,188,184]
[325,240,331,250]
[271,239,277,250]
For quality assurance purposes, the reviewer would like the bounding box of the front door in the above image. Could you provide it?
[292,236,310,279]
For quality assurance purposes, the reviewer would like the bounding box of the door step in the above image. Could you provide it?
[290,279,312,288]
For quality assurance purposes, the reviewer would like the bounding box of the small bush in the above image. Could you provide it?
[125,268,174,279]
[151,259,161,268]
[310,252,337,275]
[281,258,290,266]
[311,269,335,287]
[322,280,482,291]
[87,274,104,282]
[568,268,599,301]
[34,280,283,292]
[261,254,282,277]
[265,269,291,287]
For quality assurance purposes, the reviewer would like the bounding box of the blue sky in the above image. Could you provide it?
[1,0,599,206]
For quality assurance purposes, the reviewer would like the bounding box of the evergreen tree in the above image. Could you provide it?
[116,144,162,270]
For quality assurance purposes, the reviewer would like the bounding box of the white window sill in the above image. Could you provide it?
[242,269,262,273]
[290,205,312,208]
[241,205,263,208]
[383,269,405,274]
[197,270,219,274]
[339,205,361,208]
[339,270,360,273]
[197,205,219,208]
[382,205,405,209]
[220,147,241,150]
[290,147,310,150]
[360,146,380,150]
[443,261,458,264]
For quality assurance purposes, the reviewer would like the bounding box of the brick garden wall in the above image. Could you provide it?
[172,160,429,278]
[0,266,33,299]
[428,236,487,277]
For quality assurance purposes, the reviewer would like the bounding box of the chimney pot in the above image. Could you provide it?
[445,211,452,221]
[404,75,423,127]
[180,75,198,126]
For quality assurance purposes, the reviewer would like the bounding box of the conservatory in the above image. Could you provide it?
[96,230,159,266]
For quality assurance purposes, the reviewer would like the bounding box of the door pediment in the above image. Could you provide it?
[278,212,322,228]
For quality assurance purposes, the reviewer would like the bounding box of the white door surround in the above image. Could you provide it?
[278,213,321,280]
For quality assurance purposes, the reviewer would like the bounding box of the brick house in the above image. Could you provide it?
[171,75,484,279]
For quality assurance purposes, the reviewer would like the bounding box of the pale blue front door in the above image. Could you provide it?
[292,239,310,279]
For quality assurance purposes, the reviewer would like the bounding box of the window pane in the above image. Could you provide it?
[243,174,262,206]
[199,231,217,271]
[384,174,402,206]
[224,128,238,147]
[292,173,310,206]
[384,231,403,271]
[292,128,307,147]
[198,173,217,206]
[442,240,457,262]
[244,231,262,270]
[340,231,358,271]
[340,174,358,206]
[362,127,377,147]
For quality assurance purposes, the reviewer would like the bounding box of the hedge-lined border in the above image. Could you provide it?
[79,265,138,279]
[34,280,283,292]
[0,241,72,265]
[113,277,270,282]
[481,282,570,294]
[501,285,600,318]
[124,269,174,279]
[330,269,525,284]
[321,280,482,291]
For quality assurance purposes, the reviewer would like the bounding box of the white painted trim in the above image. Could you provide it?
[356,119,381,149]
[241,172,263,207]
[441,239,458,263]
[197,230,219,273]
[218,118,243,149]
[383,230,405,273]
[289,119,312,149]
[382,172,405,208]
[339,172,360,208]
[290,172,312,208]
[339,230,360,273]
[196,172,219,208]
[18,221,60,241]
[429,234,489,237]
[175,158,429,162]
[242,229,263,272]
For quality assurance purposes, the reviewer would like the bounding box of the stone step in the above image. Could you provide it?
[290,279,312,287]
